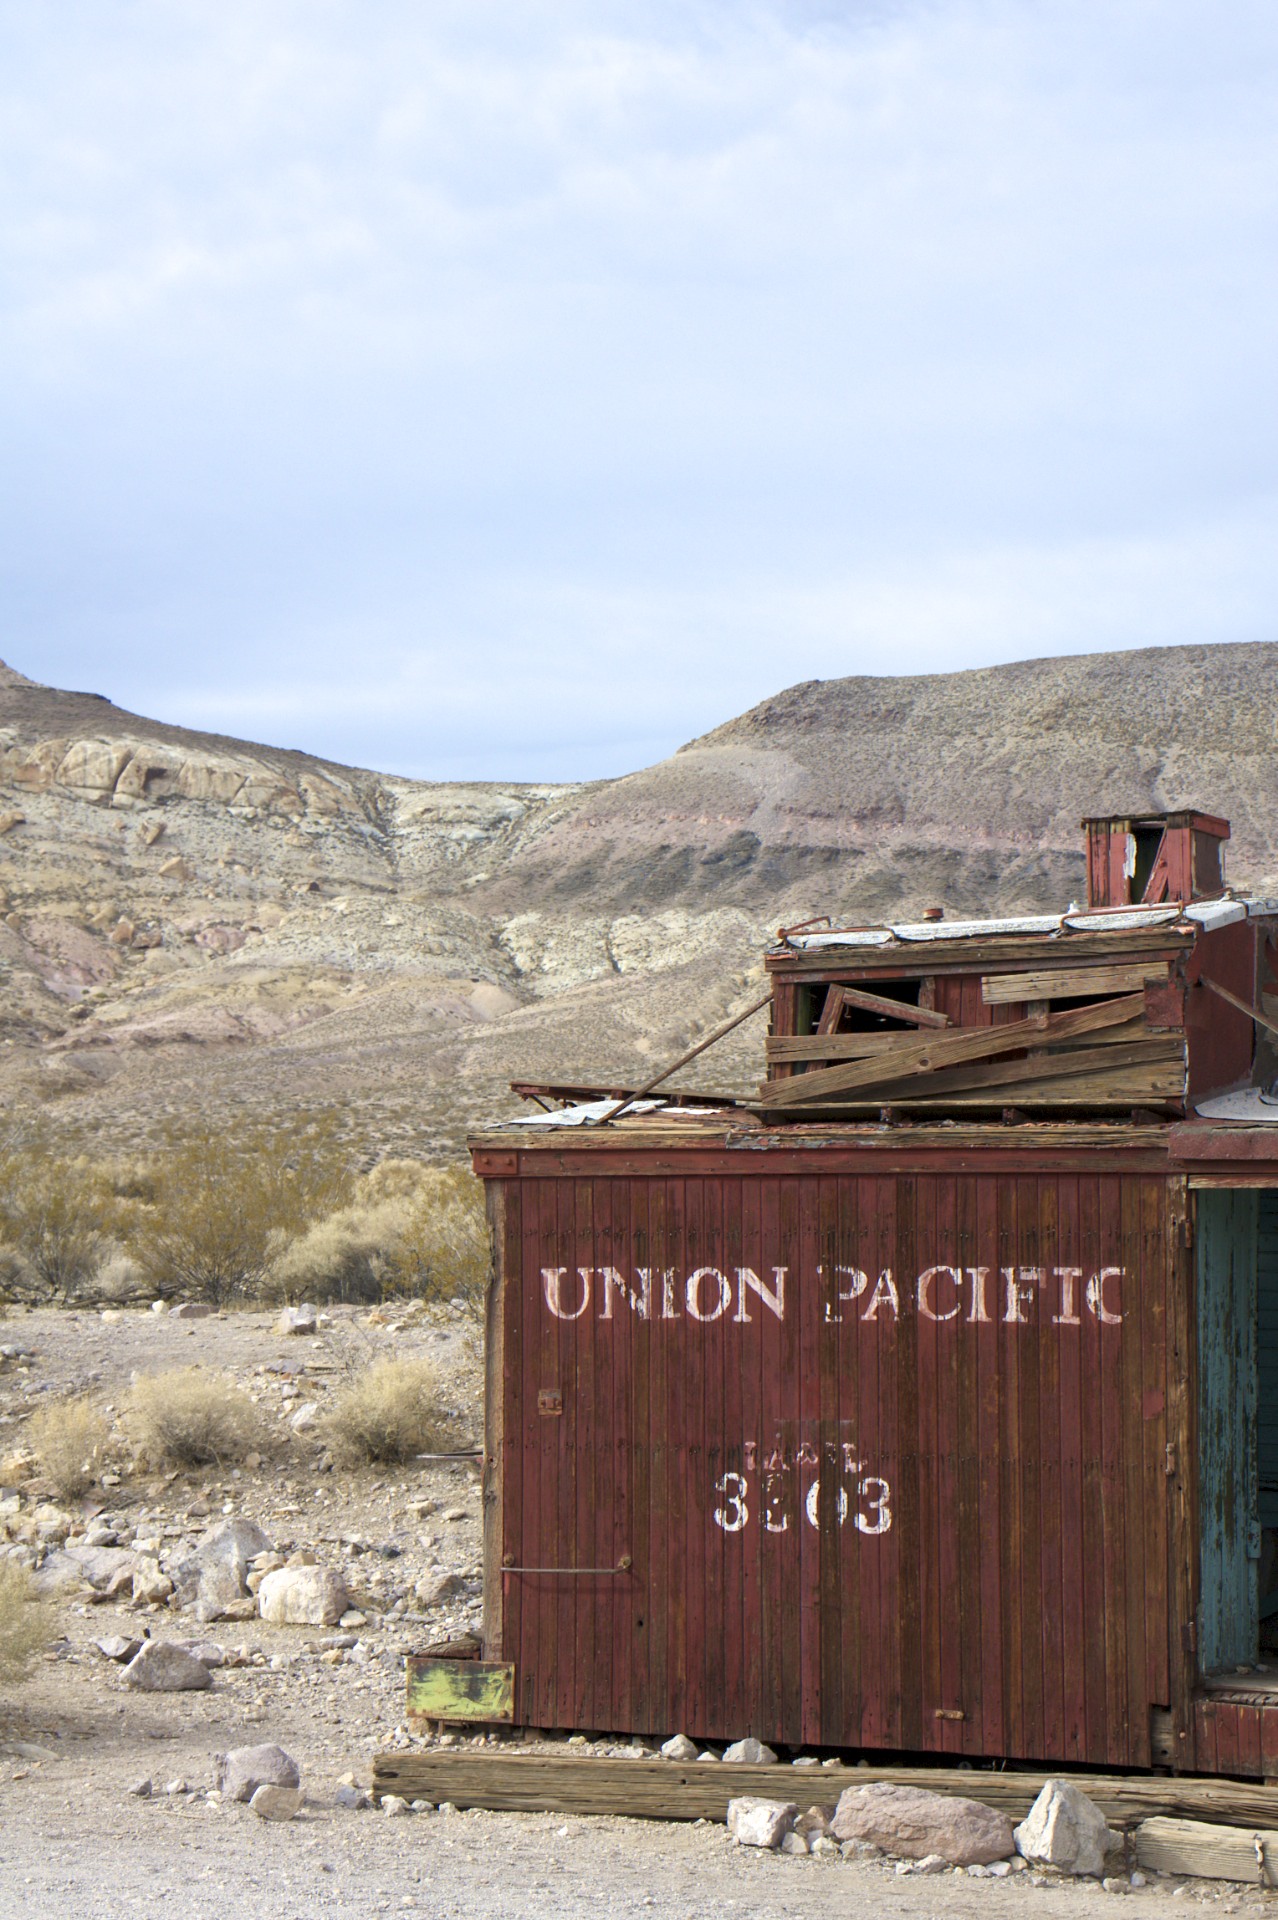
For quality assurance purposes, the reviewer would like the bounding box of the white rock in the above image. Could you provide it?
[1015,1779,1112,1878]
[94,1634,142,1663]
[130,1560,174,1606]
[660,1734,700,1761]
[915,1854,950,1875]
[123,1641,212,1691]
[289,1401,319,1433]
[780,1832,809,1855]
[380,1794,412,1816]
[250,1784,303,1821]
[258,1564,349,1626]
[723,1737,778,1765]
[727,1797,798,1849]
[215,1743,300,1803]
[276,1304,318,1336]
[810,1835,840,1857]
[169,1302,214,1320]
[126,1777,153,1798]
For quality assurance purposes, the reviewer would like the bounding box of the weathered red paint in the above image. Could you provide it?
[482,1153,1187,1770]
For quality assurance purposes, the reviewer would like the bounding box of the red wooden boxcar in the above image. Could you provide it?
[470,811,1278,1774]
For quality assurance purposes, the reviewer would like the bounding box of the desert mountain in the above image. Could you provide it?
[1,641,1276,1157]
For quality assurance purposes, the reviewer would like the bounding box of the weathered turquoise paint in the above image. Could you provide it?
[1197,1188,1260,1672]
[1257,1193,1278,1531]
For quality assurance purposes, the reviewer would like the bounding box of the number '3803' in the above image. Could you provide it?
[712,1468,891,1536]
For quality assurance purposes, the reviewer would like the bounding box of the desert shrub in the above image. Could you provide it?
[135,1114,353,1306]
[92,1249,148,1303]
[0,1560,51,1686]
[125,1368,267,1468]
[267,1162,488,1306]
[0,1151,113,1303]
[319,1357,447,1465]
[26,1395,110,1501]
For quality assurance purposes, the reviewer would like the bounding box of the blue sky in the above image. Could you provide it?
[2,1,1275,781]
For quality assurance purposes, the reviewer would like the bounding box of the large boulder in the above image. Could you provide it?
[215,1743,300,1804]
[171,1517,273,1612]
[1015,1780,1112,1877]
[122,1641,212,1692]
[831,1782,1014,1866]
[727,1798,798,1849]
[257,1565,349,1627]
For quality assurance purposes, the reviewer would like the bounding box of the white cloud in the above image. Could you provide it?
[1,0,1275,777]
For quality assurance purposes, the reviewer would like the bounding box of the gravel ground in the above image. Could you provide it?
[0,1306,1267,1918]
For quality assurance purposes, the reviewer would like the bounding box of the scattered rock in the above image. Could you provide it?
[661,1734,699,1761]
[130,1561,174,1606]
[172,1516,274,1612]
[914,1854,950,1875]
[216,1742,301,1803]
[810,1835,840,1858]
[727,1797,798,1849]
[169,1302,214,1320]
[415,1571,468,1606]
[250,1784,303,1821]
[380,1794,412,1816]
[334,1784,371,1810]
[126,1778,153,1798]
[276,1305,318,1336]
[288,1402,319,1433]
[779,1831,809,1855]
[840,1839,883,1861]
[94,1634,143,1663]
[831,1782,1015,1866]
[723,1737,778,1765]
[122,1641,213,1691]
[258,1564,349,1627]
[1015,1779,1112,1878]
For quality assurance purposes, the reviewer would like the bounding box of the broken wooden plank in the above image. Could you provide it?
[766,1034,927,1063]
[1135,1817,1278,1886]
[760,994,1146,1107]
[982,961,1171,1004]
[370,1751,1278,1831]
[770,932,1193,974]
[859,1036,1184,1105]
[825,985,950,1030]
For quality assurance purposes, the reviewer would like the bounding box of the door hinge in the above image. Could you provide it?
[1181,1620,1198,1654]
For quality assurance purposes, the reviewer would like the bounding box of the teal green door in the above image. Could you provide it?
[1197,1189,1259,1673]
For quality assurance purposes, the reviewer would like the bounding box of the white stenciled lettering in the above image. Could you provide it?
[917,1266,961,1322]
[804,1480,850,1528]
[598,1267,652,1319]
[1052,1266,1083,1325]
[966,1267,992,1323]
[856,1477,892,1534]
[713,1472,749,1533]
[660,1270,679,1319]
[861,1270,899,1320]
[542,1267,590,1320]
[822,1266,870,1324]
[1086,1267,1123,1323]
[685,1267,732,1322]
[732,1266,787,1322]
[763,1477,790,1532]
[1003,1266,1041,1324]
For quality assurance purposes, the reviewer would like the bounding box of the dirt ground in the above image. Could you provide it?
[0,1307,1265,1918]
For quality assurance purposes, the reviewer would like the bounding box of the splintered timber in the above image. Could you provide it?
[540,1262,1125,1325]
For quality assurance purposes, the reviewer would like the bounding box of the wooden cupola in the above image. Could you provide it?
[1083,810,1230,910]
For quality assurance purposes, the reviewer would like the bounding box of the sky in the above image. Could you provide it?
[1,1,1275,783]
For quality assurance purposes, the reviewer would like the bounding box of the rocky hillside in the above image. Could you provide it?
[0,642,1275,1156]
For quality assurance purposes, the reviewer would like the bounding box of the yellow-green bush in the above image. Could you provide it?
[267,1161,487,1306]
[26,1394,110,1501]
[0,1560,51,1685]
[125,1369,267,1469]
[318,1357,448,1465]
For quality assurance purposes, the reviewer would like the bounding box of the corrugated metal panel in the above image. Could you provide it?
[1196,1189,1259,1674]
[494,1168,1174,1769]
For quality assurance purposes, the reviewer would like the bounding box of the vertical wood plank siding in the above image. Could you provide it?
[496,1169,1174,1769]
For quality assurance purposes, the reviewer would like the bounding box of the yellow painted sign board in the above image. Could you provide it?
[406,1656,515,1724]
